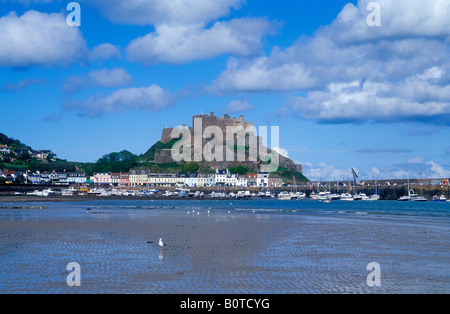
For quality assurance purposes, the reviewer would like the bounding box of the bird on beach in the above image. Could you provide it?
[159,238,166,249]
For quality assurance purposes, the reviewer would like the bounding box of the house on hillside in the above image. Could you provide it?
[0,145,11,155]
[31,150,56,161]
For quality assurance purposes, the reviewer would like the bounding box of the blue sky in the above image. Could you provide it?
[1,0,449,181]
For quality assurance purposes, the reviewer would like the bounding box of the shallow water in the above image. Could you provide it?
[0,199,448,294]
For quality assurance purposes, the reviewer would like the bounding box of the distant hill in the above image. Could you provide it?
[0,133,32,151]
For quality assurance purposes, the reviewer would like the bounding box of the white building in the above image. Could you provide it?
[257,172,270,187]
[0,145,10,155]
[215,170,229,186]
[185,173,198,187]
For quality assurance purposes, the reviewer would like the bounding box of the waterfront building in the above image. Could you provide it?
[268,174,283,187]
[94,173,112,186]
[247,173,258,187]
[206,174,216,187]
[111,173,120,187]
[129,169,151,187]
[178,173,189,186]
[215,169,229,186]
[119,173,129,188]
[67,172,87,184]
[186,173,199,187]
[257,172,270,187]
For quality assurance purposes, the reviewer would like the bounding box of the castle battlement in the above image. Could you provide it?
[161,112,253,144]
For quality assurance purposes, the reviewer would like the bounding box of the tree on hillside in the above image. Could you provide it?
[93,150,139,173]
[229,166,250,175]
[183,161,200,173]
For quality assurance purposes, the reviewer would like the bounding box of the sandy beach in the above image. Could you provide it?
[0,200,448,294]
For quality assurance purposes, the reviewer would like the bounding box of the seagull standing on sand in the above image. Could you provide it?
[159,238,166,249]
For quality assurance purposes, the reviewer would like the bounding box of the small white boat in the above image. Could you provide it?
[309,191,317,200]
[368,194,380,201]
[278,192,292,201]
[432,195,447,202]
[228,192,236,199]
[409,190,427,202]
[340,193,354,201]
[293,192,306,200]
[317,192,328,201]
[359,193,370,201]
[329,194,340,200]
[257,191,266,198]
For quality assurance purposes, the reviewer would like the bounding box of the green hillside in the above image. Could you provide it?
[0,132,309,182]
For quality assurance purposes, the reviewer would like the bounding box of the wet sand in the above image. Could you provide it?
[0,205,448,294]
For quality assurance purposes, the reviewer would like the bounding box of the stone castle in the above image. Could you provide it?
[155,112,302,173]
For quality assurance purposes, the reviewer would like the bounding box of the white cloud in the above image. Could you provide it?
[90,43,122,63]
[330,0,450,43]
[127,17,276,65]
[303,159,450,181]
[65,85,175,117]
[301,162,350,182]
[62,68,133,93]
[0,10,87,67]
[426,161,450,178]
[2,78,47,92]
[90,0,245,26]
[222,100,254,114]
[210,0,450,124]
[280,67,450,123]
[272,147,289,158]
[91,0,277,64]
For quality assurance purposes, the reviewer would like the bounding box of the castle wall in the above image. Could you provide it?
[157,112,303,173]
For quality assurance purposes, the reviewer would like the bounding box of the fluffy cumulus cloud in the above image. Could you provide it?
[62,68,133,93]
[127,18,275,65]
[222,99,254,114]
[89,43,122,63]
[88,0,275,64]
[301,162,351,182]
[303,159,450,182]
[90,0,245,26]
[0,10,87,67]
[281,67,450,124]
[65,85,175,117]
[211,0,450,124]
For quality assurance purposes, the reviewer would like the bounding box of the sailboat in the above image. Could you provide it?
[398,179,427,202]
[368,178,380,201]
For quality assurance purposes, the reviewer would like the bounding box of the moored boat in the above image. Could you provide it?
[432,195,447,202]
[278,191,292,201]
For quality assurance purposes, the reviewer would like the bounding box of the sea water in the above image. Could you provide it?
[0,199,448,294]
